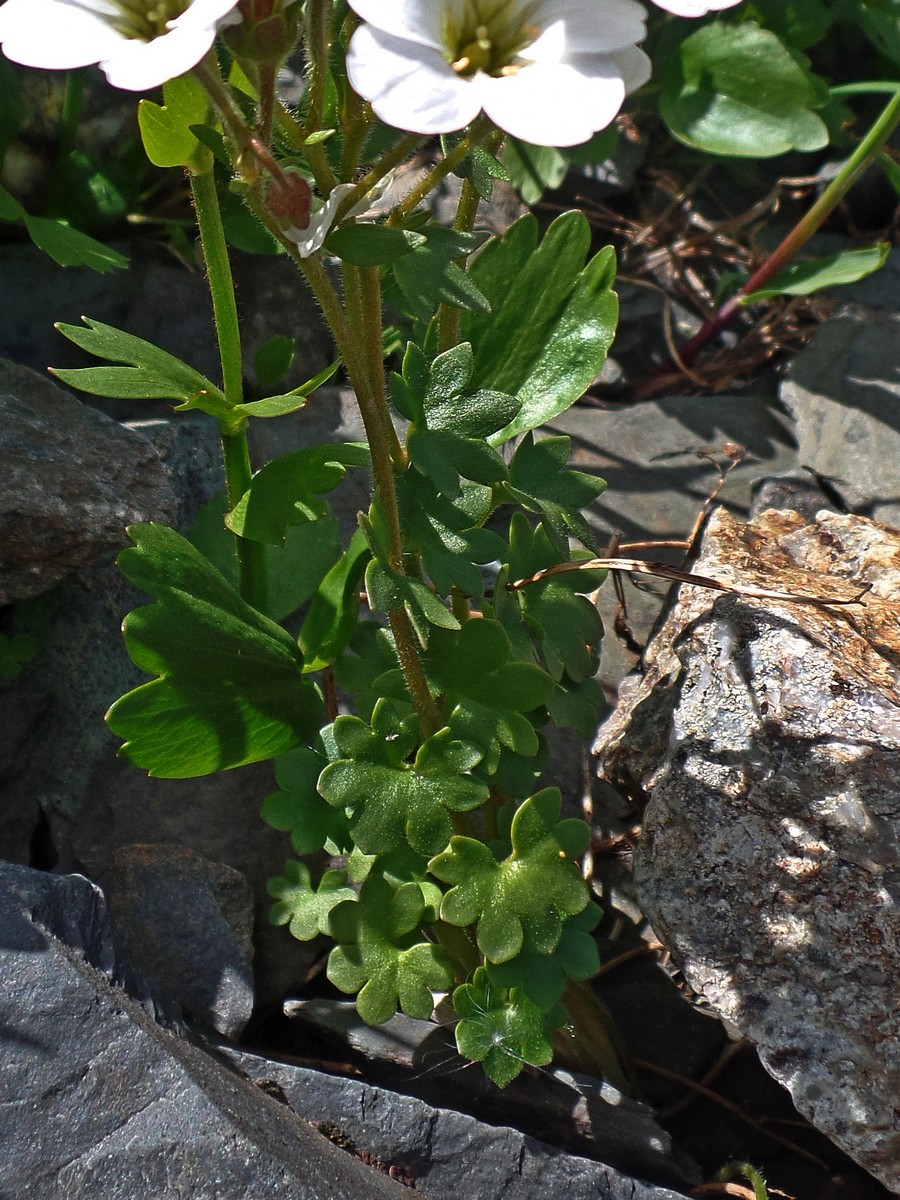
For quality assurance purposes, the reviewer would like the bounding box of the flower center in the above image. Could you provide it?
[77,0,191,41]
[442,0,540,78]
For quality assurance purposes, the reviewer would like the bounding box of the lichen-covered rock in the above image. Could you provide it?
[594,507,900,1191]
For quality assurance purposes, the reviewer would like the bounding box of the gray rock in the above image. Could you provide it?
[0,413,319,1008]
[546,385,797,692]
[0,359,175,603]
[224,1042,694,1200]
[595,507,900,1191]
[781,305,900,526]
[103,844,255,1039]
[279,998,697,1190]
[0,862,410,1200]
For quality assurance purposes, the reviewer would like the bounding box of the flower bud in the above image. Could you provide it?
[223,0,300,65]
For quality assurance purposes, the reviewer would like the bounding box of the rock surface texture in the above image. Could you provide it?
[0,862,412,1200]
[0,358,175,604]
[595,507,900,1191]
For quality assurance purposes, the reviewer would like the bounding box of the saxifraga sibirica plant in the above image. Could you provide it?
[4,0,896,1088]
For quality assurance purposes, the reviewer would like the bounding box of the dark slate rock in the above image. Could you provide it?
[0,359,176,603]
[781,305,900,527]
[103,844,255,1040]
[278,998,698,1190]
[225,1043,693,1200]
[546,385,797,693]
[0,862,410,1200]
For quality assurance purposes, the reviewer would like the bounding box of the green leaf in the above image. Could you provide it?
[364,557,460,637]
[486,903,602,1009]
[333,620,405,722]
[268,861,356,940]
[452,967,566,1087]
[429,788,590,963]
[299,529,371,671]
[52,317,221,406]
[226,443,370,544]
[399,341,518,496]
[138,75,211,169]
[504,434,606,555]
[501,516,605,681]
[741,243,891,301]
[252,335,296,391]
[318,711,488,856]
[326,872,455,1024]
[461,213,618,442]
[397,475,506,597]
[186,495,341,622]
[501,139,568,205]
[20,215,129,273]
[659,22,829,157]
[106,524,321,777]
[424,619,555,766]
[743,0,834,48]
[262,775,351,856]
[235,358,341,418]
[452,142,509,201]
[325,223,426,265]
[392,224,491,320]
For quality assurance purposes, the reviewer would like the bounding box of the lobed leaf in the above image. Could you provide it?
[106,524,320,777]
[326,872,454,1025]
[268,861,355,941]
[429,788,590,963]
[460,212,618,441]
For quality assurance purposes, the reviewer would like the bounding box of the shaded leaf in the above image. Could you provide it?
[268,861,355,940]
[327,872,454,1024]
[106,524,320,777]
[452,966,566,1087]
[659,22,829,157]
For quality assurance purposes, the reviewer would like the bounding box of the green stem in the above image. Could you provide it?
[190,168,267,611]
[239,190,439,733]
[640,88,900,389]
[387,116,494,225]
[334,132,427,222]
[302,0,338,194]
[437,129,502,353]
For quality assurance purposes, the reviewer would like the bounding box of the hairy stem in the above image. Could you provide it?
[386,116,494,225]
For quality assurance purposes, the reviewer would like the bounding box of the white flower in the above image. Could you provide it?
[0,0,241,91]
[277,176,389,259]
[651,0,741,14]
[345,0,653,148]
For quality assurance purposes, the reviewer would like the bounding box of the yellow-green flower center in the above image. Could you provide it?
[104,0,191,41]
[442,0,540,78]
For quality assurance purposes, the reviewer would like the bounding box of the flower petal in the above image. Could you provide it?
[530,0,649,53]
[480,56,627,146]
[610,43,652,93]
[345,0,444,48]
[101,24,219,91]
[651,0,742,13]
[0,0,123,70]
[285,182,358,257]
[347,24,481,135]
